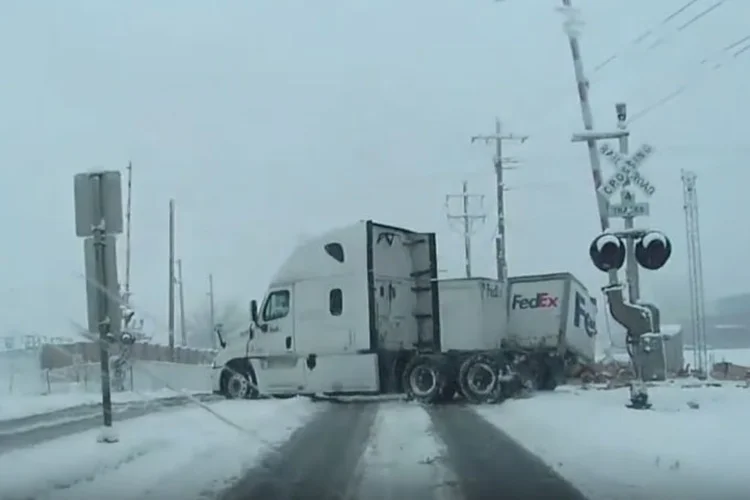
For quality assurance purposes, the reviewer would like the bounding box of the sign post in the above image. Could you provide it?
[597,105,656,303]
[74,170,123,443]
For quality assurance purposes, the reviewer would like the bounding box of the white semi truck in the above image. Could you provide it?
[210,220,598,404]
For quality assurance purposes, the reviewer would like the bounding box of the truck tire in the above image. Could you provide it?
[221,360,259,400]
[458,353,503,404]
[538,355,564,391]
[402,355,447,404]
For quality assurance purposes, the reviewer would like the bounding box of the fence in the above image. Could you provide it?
[39,342,216,370]
[0,345,216,396]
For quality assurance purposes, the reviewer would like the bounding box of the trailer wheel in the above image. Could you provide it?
[402,355,446,404]
[458,354,502,404]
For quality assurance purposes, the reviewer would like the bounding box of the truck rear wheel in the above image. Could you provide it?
[402,355,447,404]
[458,353,503,404]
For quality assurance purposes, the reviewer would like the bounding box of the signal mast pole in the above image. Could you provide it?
[471,118,527,283]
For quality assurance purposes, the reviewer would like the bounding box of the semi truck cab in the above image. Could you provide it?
[211,220,441,399]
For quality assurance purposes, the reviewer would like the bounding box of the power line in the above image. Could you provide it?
[629,30,750,124]
[516,0,727,135]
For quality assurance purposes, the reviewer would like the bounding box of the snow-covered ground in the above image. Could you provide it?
[0,388,205,421]
[0,398,319,500]
[356,402,458,499]
[608,346,750,367]
[479,382,750,500]
[0,358,215,421]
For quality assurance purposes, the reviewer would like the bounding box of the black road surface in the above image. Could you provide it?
[429,405,589,500]
[0,393,222,453]
[221,402,378,500]
[222,402,589,500]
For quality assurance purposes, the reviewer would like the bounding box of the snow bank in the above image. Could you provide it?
[355,402,457,499]
[0,359,213,421]
[0,388,203,421]
[1,360,212,396]
[0,398,319,500]
[477,383,750,500]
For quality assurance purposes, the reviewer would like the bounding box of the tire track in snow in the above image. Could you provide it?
[221,402,377,500]
[429,405,589,500]
[355,401,461,500]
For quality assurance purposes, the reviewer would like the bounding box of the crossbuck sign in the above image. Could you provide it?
[598,143,656,199]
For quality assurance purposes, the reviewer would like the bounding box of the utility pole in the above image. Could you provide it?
[208,273,216,349]
[471,118,528,283]
[682,170,708,377]
[123,161,133,312]
[445,181,486,278]
[168,199,175,359]
[177,259,187,347]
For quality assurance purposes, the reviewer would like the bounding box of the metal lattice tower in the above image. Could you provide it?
[681,170,709,376]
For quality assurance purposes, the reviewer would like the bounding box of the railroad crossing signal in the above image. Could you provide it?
[598,143,656,199]
[608,189,650,218]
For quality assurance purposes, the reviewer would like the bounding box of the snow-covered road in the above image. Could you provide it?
[1,382,748,499]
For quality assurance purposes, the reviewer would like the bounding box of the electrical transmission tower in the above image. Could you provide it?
[445,181,486,278]
[682,169,709,377]
[471,118,528,283]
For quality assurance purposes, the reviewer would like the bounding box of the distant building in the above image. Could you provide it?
[714,293,750,319]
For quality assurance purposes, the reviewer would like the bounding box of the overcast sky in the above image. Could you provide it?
[0,0,747,342]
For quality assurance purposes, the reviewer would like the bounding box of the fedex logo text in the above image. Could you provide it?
[574,292,597,338]
[511,292,559,310]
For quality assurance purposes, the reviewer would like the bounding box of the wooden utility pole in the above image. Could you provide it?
[177,259,187,347]
[445,180,486,278]
[123,161,133,313]
[208,273,216,349]
[471,119,527,283]
[168,199,175,359]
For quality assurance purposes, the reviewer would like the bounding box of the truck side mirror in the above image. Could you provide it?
[635,231,672,270]
[250,300,259,324]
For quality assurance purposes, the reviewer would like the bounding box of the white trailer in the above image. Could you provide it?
[505,273,598,389]
[210,220,593,404]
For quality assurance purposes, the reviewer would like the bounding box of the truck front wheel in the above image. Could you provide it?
[221,361,259,400]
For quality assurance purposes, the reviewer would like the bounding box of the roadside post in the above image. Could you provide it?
[74,170,124,442]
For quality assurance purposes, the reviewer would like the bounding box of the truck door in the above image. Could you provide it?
[250,286,306,394]
[375,278,395,345]
[293,279,380,394]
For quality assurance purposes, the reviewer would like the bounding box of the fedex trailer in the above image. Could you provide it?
[506,273,598,389]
